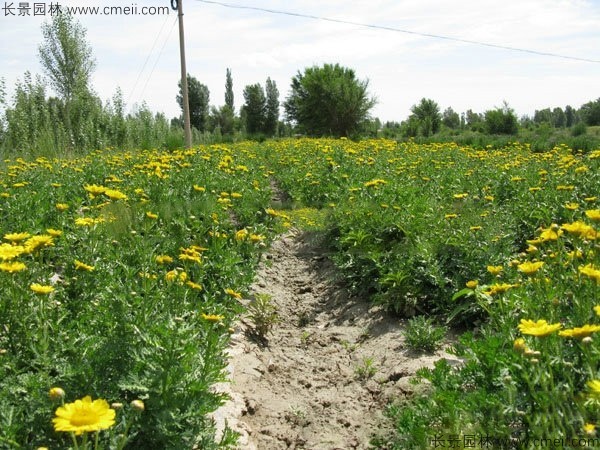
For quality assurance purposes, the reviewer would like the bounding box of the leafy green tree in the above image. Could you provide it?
[38,13,96,103]
[264,77,279,136]
[284,63,376,137]
[38,12,97,147]
[579,98,600,126]
[177,74,210,132]
[225,68,234,112]
[242,83,266,135]
[484,103,518,135]
[534,108,553,125]
[552,107,566,128]
[442,107,460,129]
[209,105,235,136]
[410,98,441,136]
[565,105,577,127]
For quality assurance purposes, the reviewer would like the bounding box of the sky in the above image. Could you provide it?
[1,0,600,123]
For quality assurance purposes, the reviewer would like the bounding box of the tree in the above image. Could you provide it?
[410,98,441,136]
[484,102,518,135]
[534,108,553,125]
[579,98,600,126]
[224,68,234,112]
[442,107,460,129]
[284,63,376,137]
[264,77,279,136]
[565,105,577,127]
[242,83,266,135]
[38,13,95,103]
[38,12,96,146]
[552,107,566,128]
[177,74,210,132]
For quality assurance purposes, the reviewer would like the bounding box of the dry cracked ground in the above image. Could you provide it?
[211,229,459,449]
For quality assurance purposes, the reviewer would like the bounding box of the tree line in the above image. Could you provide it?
[0,12,598,156]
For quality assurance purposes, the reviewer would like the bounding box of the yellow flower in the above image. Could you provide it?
[594,305,600,317]
[586,210,600,221]
[444,214,458,219]
[225,288,242,299]
[484,283,517,296]
[83,184,107,196]
[4,232,31,242]
[562,221,597,240]
[466,280,478,289]
[517,261,544,275]
[155,255,173,264]
[513,338,528,353]
[579,264,600,284]
[186,281,203,291]
[564,202,579,210]
[193,185,206,192]
[0,261,27,273]
[559,324,600,339]
[487,265,503,276]
[587,380,600,398]
[518,319,562,337]
[453,193,468,199]
[104,189,127,201]
[146,212,158,219]
[235,229,249,241]
[53,396,115,435]
[201,313,225,322]
[363,178,387,188]
[74,260,95,272]
[30,283,55,294]
[0,243,26,261]
[46,228,63,237]
[24,235,54,252]
[584,423,596,435]
[56,203,69,211]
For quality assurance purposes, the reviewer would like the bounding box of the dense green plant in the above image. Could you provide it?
[404,316,446,353]
[284,63,376,137]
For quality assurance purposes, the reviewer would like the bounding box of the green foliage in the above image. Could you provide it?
[224,68,234,112]
[177,74,210,132]
[38,12,96,103]
[242,83,266,135]
[264,77,279,136]
[484,103,518,135]
[246,293,279,340]
[404,316,446,353]
[409,98,442,137]
[580,98,600,126]
[284,63,376,137]
[571,121,587,137]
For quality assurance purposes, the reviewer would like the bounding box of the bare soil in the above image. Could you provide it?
[212,229,458,449]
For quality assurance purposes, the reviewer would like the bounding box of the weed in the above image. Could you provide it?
[404,316,446,353]
[355,357,378,380]
[246,293,279,340]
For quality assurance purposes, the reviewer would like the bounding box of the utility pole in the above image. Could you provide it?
[173,0,192,148]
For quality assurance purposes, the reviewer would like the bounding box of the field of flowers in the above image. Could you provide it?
[0,144,280,448]
[1,138,599,448]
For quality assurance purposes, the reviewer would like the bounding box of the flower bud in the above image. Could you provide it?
[48,387,65,400]
[111,402,124,410]
[131,399,145,411]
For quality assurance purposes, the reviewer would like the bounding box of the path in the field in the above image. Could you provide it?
[211,229,458,449]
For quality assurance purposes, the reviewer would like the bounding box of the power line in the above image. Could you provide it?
[137,16,178,106]
[127,14,172,108]
[195,0,600,64]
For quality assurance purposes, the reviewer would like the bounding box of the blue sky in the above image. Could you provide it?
[2,0,600,122]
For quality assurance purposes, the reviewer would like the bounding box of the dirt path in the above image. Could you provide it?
[212,229,457,449]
